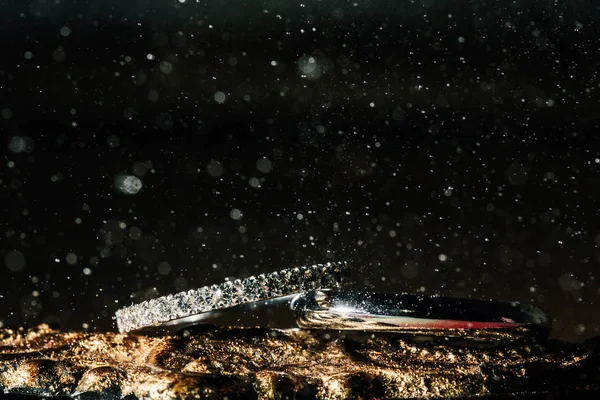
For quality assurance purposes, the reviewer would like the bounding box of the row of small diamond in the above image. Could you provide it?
[115,261,347,333]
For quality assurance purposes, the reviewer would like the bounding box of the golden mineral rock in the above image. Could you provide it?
[0,324,598,399]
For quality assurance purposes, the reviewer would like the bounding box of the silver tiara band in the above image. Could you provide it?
[115,262,347,333]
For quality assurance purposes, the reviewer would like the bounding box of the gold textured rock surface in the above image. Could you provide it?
[0,324,598,399]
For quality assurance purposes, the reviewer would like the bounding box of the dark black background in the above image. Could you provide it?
[1,0,599,350]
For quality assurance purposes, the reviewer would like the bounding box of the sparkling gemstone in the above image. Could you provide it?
[230,279,248,302]
[256,273,271,298]
[267,271,284,297]
[283,267,302,292]
[195,287,212,312]
[209,284,224,307]
[173,292,194,319]
[243,276,261,301]
[151,297,172,323]
[219,281,236,308]
[137,301,152,326]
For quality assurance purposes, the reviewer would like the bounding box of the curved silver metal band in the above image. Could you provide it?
[115,262,347,333]
[290,290,550,336]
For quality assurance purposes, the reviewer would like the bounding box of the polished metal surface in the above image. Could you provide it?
[291,290,550,338]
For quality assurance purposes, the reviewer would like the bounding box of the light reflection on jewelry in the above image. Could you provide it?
[290,289,550,338]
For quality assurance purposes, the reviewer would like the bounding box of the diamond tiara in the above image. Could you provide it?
[115,261,348,333]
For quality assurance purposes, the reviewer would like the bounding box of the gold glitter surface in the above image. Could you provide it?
[0,324,598,399]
